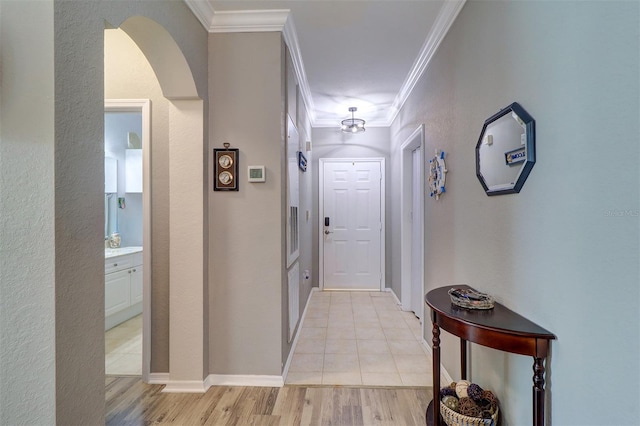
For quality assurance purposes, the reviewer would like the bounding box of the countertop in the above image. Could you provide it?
[105,246,143,259]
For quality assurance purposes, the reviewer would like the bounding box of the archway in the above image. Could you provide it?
[105,16,206,390]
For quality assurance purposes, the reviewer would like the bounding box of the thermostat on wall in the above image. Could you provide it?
[248,166,266,183]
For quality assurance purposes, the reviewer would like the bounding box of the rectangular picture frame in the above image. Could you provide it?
[213,148,239,191]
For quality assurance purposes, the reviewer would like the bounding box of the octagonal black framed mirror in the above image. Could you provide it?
[475,102,535,196]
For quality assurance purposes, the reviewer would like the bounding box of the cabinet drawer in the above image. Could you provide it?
[105,255,132,274]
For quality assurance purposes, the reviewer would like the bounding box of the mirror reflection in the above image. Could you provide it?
[475,102,535,195]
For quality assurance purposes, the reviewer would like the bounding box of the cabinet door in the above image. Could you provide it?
[105,270,131,316]
[130,265,143,305]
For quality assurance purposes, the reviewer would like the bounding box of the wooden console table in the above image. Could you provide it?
[425,285,556,426]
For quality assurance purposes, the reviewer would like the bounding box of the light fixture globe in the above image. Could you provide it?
[341,107,365,133]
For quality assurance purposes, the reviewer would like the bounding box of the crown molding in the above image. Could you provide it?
[210,9,290,33]
[184,0,466,129]
[183,2,316,124]
[282,15,316,124]
[386,0,467,126]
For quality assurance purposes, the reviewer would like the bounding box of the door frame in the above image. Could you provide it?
[318,157,386,291]
[105,99,151,381]
[400,125,425,315]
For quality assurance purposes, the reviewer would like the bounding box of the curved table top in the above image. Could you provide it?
[426,285,555,357]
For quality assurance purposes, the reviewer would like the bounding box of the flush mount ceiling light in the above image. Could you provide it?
[341,107,366,133]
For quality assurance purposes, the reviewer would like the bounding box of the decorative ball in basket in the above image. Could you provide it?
[440,380,499,426]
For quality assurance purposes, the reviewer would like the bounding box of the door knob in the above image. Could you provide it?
[324,229,333,235]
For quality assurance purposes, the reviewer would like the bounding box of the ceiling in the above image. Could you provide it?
[185,0,465,127]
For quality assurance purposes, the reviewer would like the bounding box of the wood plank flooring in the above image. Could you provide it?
[106,376,432,425]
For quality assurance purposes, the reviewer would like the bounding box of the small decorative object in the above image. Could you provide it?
[449,288,495,310]
[297,151,307,172]
[504,147,526,166]
[440,387,457,398]
[247,166,266,183]
[214,143,239,191]
[467,383,484,402]
[440,381,499,426]
[118,197,126,209]
[455,380,471,398]
[428,149,447,200]
[108,232,121,249]
[442,395,459,411]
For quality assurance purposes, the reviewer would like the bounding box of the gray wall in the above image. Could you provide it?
[208,32,285,376]
[311,127,392,289]
[0,1,56,424]
[1,1,208,423]
[390,1,639,424]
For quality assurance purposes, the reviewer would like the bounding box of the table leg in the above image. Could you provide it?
[532,357,545,426]
[460,339,467,380]
[431,317,441,426]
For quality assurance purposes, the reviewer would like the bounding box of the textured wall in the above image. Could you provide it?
[104,28,171,373]
[208,32,284,375]
[390,1,639,424]
[310,127,392,290]
[0,1,56,424]
[1,1,208,424]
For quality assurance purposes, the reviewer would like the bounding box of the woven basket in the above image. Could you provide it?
[440,401,499,426]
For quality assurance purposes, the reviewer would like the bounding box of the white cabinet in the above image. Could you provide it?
[105,249,143,330]
[130,265,143,305]
[105,270,130,316]
[125,149,142,193]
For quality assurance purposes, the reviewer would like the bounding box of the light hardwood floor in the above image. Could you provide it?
[106,376,432,425]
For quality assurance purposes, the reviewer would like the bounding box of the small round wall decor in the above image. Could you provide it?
[428,149,447,200]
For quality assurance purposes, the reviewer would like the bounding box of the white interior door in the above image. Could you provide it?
[410,148,423,318]
[321,159,383,290]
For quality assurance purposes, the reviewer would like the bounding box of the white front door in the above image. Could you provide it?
[321,159,383,290]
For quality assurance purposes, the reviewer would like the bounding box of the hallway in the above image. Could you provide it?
[286,291,432,386]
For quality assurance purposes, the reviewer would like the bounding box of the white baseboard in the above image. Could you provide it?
[384,287,402,307]
[206,374,284,388]
[162,379,209,393]
[147,372,170,384]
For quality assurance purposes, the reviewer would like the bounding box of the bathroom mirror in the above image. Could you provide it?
[105,193,118,239]
[475,102,535,195]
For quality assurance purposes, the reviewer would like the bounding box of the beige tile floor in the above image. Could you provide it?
[286,290,433,386]
[105,315,142,376]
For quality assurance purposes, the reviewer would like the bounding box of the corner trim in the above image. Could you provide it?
[206,374,284,388]
[147,373,170,384]
[387,0,467,125]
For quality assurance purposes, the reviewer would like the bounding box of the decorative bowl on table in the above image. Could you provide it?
[448,288,494,310]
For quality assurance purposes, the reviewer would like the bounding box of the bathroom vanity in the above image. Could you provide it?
[105,247,143,330]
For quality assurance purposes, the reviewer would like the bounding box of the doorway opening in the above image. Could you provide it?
[400,125,425,321]
[104,100,151,378]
